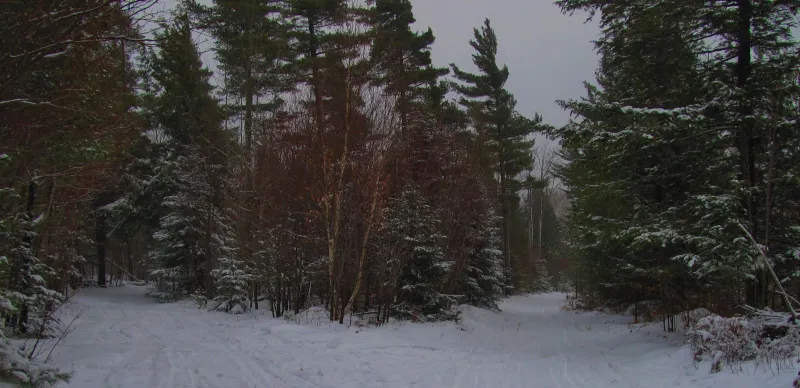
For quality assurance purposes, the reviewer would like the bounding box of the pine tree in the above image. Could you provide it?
[387,189,452,319]
[191,0,292,154]
[370,0,447,135]
[451,18,540,280]
[284,0,348,126]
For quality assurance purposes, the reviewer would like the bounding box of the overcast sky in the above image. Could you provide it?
[409,0,598,128]
[159,0,600,130]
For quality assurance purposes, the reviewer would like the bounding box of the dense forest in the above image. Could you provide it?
[554,0,800,330]
[1,0,799,386]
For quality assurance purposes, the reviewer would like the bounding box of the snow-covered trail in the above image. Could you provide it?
[49,286,793,388]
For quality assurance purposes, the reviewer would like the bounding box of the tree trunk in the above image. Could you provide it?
[735,0,763,309]
[500,170,510,274]
[326,57,353,322]
[538,187,544,265]
[204,201,213,294]
[96,205,107,289]
[17,181,37,332]
[342,178,382,318]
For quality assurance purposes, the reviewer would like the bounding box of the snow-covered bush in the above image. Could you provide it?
[687,313,799,373]
[755,322,800,373]
[687,315,761,370]
[0,337,71,387]
[23,305,65,340]
[285,306,329,326]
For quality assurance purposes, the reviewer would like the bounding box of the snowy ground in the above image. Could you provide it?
[42,285,795,388]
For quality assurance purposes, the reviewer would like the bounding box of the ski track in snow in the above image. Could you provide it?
[45,286,794,388]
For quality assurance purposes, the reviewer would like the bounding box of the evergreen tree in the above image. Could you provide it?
[388,189,452,319]
[191,0,292,154]
[553,2,731,320]
[451,18,540,280]
[284,0,348,125]
[208,208,250,314]
[143,13,239,300]
[149,152,207,297]
[142,13,222,148]
[0,183,70,385]
[0,182,63,336]
[459,209,505,311]
[369,0,448,134]
[556,0,800,320]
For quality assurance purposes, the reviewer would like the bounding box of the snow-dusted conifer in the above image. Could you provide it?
[0,183,69,385]
[209,255,251,314]
[209,208,251,314]
[149,147,228,298]
[389,189,452,319]
[149,153,201,297]
[3,195,62,335]
[143,12,236,301]
[460,210,506,311]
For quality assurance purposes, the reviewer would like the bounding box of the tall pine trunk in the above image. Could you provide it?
[735,0,765,308]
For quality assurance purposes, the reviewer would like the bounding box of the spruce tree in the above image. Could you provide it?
[459,208,505,311]
[553,2,728,320]
[142,13,221,148]
[149,152,206,297]
[556,0,800,319]
[388,189,452,319]
[451,19,540,280]
[143,13,242,301]
[208,206,250,314]
[0,181,70,385]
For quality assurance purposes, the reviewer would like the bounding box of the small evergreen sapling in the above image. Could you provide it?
[209,255,251,314]
[460,210,506,311]
[389,189,453,320]
[0,186,70,385]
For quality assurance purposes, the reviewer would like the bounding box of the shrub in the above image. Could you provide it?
[687,313,799,374]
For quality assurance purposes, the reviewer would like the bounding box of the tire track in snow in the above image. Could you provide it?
[209,330,332,388]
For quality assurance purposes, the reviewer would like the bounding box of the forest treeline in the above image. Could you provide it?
[3,0,800,385]
[0,2,565,375]
[555,0,800,330]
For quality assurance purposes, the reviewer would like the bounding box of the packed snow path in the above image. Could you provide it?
[50,285,791,388]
